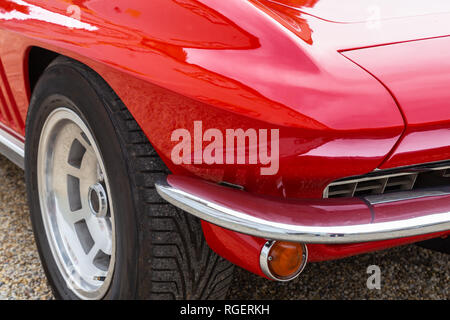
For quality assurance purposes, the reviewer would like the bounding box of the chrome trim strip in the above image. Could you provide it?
[155,179,450,244]
[0,126,24,169]
[259,241,308,281]
[375,158,450,173]
[364,187,450,205]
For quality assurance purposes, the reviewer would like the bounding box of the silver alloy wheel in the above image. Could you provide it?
[37,107,115,300]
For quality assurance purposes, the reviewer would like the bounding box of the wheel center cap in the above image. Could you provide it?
[88,183,108,218]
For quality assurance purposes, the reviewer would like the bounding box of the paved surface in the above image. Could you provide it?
[0,155,448,300]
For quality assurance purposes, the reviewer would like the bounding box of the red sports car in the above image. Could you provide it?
[0,0,448,300]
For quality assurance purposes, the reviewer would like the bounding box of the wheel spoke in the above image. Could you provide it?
[63,163,82,179]
[87,243,101,263]
[85,216,113,256]
[67,208,91,225]
[86,242,110,274]
[76,133,96,158]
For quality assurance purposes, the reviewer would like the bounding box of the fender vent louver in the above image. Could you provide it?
[324,164,450,198]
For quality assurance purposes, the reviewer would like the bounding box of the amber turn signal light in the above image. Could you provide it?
[260,241,307,281]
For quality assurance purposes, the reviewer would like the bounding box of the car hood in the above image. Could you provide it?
[266,0,450,23]
[257,0,450,51]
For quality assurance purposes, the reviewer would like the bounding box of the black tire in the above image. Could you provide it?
[25,56,234,300]
[416,237,450,254]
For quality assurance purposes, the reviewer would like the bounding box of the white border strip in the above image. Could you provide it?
[0,126,24,169]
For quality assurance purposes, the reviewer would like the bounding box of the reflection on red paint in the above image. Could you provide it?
[0,0,406,198]
[0,0,30,14]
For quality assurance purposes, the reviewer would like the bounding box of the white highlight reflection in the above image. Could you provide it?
[0,0,98,31]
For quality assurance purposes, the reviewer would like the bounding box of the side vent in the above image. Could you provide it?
[324,165,450,198]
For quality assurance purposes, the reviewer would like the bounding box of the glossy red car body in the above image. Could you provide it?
[0,0,449,279]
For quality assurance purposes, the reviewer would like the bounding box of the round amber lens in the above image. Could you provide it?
[268,241,304,279]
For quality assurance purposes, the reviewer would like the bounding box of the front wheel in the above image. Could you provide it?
[25,56,234,300]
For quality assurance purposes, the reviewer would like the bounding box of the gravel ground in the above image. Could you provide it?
[0,156,53,300]
[0,155,448,300]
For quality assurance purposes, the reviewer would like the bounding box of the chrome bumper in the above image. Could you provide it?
[155,175,450,244]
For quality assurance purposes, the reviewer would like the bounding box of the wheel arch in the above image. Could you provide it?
[26,46,59,99]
